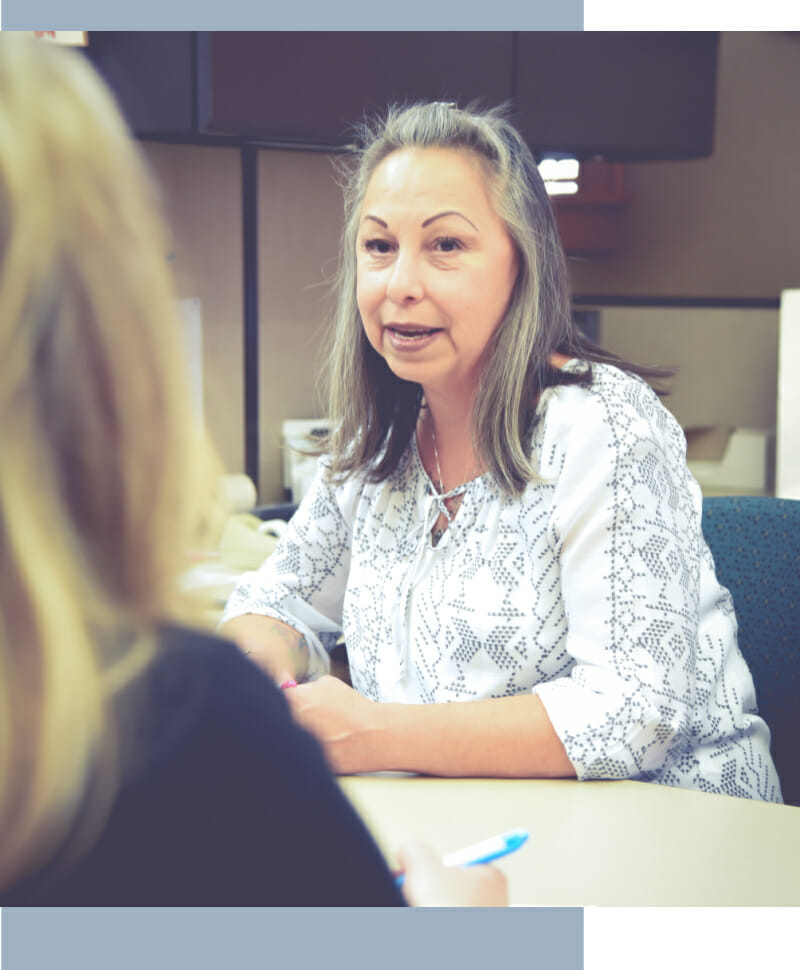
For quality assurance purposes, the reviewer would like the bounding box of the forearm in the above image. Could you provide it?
[375,693,575,778]
[219,613,310,683]
[288,677,577,778]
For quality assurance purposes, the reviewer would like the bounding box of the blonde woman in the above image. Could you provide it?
[0,36,505,906]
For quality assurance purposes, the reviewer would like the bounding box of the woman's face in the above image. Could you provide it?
[356,147,519,401]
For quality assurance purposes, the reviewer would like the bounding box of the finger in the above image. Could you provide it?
[396,840,509,908]
[395,840,438,872]
[395,840,440,898]
[281,682,316,717]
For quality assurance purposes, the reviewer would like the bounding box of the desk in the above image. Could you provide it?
[339,775,800,906]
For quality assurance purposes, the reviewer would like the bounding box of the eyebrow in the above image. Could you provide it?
[361,215,388,228]
[360,211,479,231]
[422,210,478,231]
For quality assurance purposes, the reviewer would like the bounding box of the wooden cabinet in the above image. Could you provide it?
[515,32,718,161]
[82,32,195,136]
[82,31,718,162]
[551,162,630,256]
[196,32,514,145]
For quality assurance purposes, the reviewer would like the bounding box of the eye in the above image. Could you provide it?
[433,236,463,253]
[363,238,394,255]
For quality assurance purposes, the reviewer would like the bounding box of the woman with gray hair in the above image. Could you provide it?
[223,102,781,802]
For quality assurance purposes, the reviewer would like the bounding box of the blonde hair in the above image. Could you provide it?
[0,35,219,888]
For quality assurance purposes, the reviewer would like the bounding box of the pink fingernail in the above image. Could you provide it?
[280,680,298,689]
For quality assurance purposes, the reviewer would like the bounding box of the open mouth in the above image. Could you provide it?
[387,326,442,341]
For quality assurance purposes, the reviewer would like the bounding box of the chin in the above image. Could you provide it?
[383,358,433,387]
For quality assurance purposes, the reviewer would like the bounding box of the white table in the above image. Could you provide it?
[340,775,800,906]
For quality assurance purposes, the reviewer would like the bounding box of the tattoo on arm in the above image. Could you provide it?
[271,623,310,679]
[292,634,310,675]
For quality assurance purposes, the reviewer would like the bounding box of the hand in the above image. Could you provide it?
[396,841,509,907]
[283,675,384,773]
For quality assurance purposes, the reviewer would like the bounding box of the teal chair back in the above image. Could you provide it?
[702,496,800,806]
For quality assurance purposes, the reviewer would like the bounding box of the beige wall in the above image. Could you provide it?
[570,32,800,299]
[598,306,778,431]
[143,143,343,501]
[142,142,245,475]
[257,150,344,500]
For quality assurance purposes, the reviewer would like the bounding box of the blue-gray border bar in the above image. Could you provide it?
[3,1,583,30]
[2,907,583,970]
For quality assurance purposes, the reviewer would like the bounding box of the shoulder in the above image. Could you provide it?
[133,628,402,905]
[530,362,692,504]
[538,361,685,457]
[120,627,372,860]
[149,624,306,729]
[320,437,421,508]
[146,625,266,703]
[542,360,662,419]
[118,625,313,784]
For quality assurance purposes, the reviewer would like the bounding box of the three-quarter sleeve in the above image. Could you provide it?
[532,371,743,783]
[220,462,360,678]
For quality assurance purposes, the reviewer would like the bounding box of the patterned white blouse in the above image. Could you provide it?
[223,362,782,801]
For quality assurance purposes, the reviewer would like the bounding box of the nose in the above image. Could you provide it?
[385,249,424,305]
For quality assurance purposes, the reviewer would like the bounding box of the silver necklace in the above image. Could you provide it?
[428,418,468,544]
[429,416,469,496]
[430,421,448,499]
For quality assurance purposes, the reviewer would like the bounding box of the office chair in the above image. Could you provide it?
[702,495,800,806]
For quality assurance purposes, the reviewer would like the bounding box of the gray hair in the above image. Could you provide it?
[324,101,660,494]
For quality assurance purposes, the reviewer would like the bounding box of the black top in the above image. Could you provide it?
[2,627,404,906]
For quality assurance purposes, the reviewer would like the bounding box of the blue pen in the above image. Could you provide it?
[395,827,529,886]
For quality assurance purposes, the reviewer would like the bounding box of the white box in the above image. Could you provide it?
[776,289,800,499]
[686,426,773,494]
[281,419,331,503]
